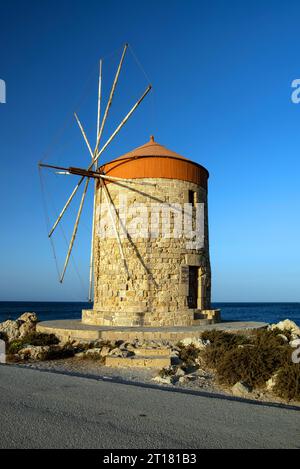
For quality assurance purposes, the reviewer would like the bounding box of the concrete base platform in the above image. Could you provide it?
[37,319,268,343]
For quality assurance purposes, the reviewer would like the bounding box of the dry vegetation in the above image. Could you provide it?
[200,329,300,401]
[7,332,59,354]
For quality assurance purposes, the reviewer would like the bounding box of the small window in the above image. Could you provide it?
[188,190,197,207]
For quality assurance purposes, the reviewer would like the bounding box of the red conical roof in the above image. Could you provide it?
[115,136,188,161]
[101,136,209,189]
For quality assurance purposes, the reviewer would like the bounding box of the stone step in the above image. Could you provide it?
[105,355,171,369]
[37,323,100,341]
[134,347,171,357]
[194,312,207,320]
[193,318,213,326]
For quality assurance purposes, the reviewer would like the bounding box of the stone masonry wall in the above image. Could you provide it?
[82,178,212,327]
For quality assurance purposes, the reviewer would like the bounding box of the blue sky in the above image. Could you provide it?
[0,0,299,302]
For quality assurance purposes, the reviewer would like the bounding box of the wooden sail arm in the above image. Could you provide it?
[95,44,128,157]
[96,59,102,141]
[93,85,151,164]
[89,58,103,302]
[101,180,130,279]
[38,163,98,178]
[44,83,152,238]
[60,177,90,283]
[74,113,94,157]
[39,163,155,186]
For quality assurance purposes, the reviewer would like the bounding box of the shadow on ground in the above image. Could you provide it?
[10,363,300,412]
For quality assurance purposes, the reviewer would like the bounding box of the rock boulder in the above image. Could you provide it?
[18,312,38,323]
[0,312,38,342]
[0,320,20,341]
[269,319,300,338]
[232,381,252,397]
[18,345,51,361]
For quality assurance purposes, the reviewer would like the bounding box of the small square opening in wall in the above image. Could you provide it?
[188,190,197,207]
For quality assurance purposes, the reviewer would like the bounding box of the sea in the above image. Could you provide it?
[0,302,299,326]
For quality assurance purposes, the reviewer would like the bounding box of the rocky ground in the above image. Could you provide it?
[0,313,299,407]
[17,357,217,392]
[16,355,299,407]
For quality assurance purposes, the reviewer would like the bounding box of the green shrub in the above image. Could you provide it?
[23,332,59,346]
[201,328,296,394]
[202,343,229,368]
[158,366,177,378]
[7,332,59,354]
[45,344,75,360]
[273,362,300,400]
[7,340,25,354]
[252,328,292,347]
[202,330,250,347]
[215,345,290,387]
[177,344,200,368]
[202,331,250,368]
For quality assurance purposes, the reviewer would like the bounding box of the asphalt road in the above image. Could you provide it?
[0,365,299,449]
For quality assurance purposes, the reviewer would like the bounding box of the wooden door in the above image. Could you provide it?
[188,266,198,309]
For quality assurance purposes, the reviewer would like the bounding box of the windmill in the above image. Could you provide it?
[39,44,152,301]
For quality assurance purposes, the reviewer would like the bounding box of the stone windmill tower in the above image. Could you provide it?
[40,44,220,328]
[82,136,220,327]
